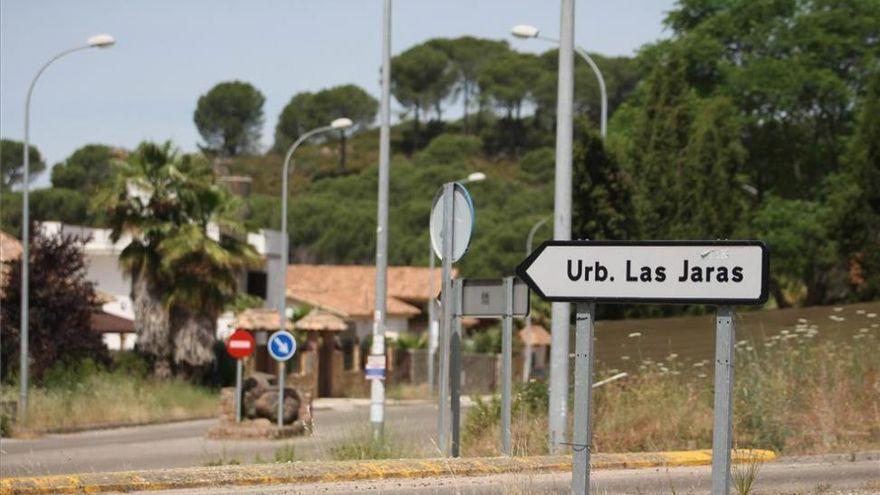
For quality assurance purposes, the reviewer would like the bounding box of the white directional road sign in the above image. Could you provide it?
[517,240,769,305]
[267,330,297,361]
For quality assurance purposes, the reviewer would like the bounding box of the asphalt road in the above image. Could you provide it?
[0,401,441,477]
[143,453,880,495]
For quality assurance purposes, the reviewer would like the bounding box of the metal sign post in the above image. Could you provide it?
[268,330,297,428]
[571,302,596,494]
[430,182,475,457]
[450,278,464,457]
[235,359,243,423]
[500,276,514,455]
[226,329,256,424]
[516,240,768,495]
[454,276,530,456]
[712,307,735,494]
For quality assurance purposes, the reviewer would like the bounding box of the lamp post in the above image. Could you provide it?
[371,0,393,441]
[427,172,485,394]
[511,24,606,138]
[19,33,115,420]
[278,118,352,414]
[522,216,550,382]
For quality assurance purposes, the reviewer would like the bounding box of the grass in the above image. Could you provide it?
[463,316,880,457]
[329,426,427,461]
[1,360,218,435]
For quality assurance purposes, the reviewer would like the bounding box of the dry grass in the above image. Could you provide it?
[386,383,432,401]
[464,317,880,457]
[1,370,217,435]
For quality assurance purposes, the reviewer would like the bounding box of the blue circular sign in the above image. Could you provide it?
[268,330,297,361]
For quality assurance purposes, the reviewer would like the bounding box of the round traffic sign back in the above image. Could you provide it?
[429,182,475,262]
[226,329,255,359]
[268,330,297,361]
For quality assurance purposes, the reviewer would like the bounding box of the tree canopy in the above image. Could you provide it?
[1,139,45,190]
[194,81,265,156]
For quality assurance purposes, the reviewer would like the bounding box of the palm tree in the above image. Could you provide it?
[95,141,258,378]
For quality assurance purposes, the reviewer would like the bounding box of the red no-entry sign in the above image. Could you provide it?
[226,329,255,359]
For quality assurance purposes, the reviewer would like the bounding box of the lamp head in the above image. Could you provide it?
[331,118,353,130]
[87,34,116,48]
[510,24,540,39]
[466,172,486,183]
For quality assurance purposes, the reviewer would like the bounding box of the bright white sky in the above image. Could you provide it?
[1,0,675,185]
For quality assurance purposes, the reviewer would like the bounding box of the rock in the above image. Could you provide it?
[253,389,301,424]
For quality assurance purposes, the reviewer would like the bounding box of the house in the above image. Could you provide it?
[35,221,285,348]
[238,264,445,398]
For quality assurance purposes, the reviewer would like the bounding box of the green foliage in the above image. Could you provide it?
[478,52,542,119]
[571,125,636,241]
[753,196,836,305]
[464,326,502,354]
[393,333,426,350]
[0,138,45,190]
[194,81,265,156]
[51,144,123,193]
[519,147,554,183]
[274,84,377,150]
[391,43,457,148]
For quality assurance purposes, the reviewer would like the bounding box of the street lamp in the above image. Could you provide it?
[19,34,116,420]
[277,117,352,402]
[427,171,485,394]
[511,24,607,138]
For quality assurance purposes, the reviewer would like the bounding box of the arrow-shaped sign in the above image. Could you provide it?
[516,240,768,305]
[274,339,290,355]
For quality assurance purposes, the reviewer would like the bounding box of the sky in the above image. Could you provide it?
[1,0,675,186]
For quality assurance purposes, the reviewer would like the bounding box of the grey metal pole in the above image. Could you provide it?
[523,216,549,382]
[573,46,607,138]
[437,182,454,455]
[371,0,393,441]
[712,307,735,495]
[279,124,334,414]
[235,359,243,423]
[571,302,596,494]
[450,277,463,457]
[427,245,436,392]
[277,361,285,428]
[20,44,93,420]
[501,276,514,456]
[549,0,575,454]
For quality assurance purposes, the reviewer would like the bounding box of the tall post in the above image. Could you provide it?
[427,245,436,392]
[549,0,576,454]
[437,182,455,455]
[571,302,596,494]
[371,0,393,440]
[450,278,463,457]
[20,96,31,420]
[501,276,514,455]
[523,216,549,382]
[277,361,286,428]
[712,307,735,494]
[235,359,243,423]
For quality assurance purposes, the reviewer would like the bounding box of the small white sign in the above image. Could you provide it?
[517,241,768,305]
[365,354,387,380]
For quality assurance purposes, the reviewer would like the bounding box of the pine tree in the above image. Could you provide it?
[630,46,694,239]
[572,124,636,241]
[677,96,748,239]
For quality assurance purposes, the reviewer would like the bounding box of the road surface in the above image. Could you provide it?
[0,401,440,477]
[143,452,880,495]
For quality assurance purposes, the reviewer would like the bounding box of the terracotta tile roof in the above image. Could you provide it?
[296,310,348,332]
[91,311,134,333]
[1,230,22,263]
[234,308,293,332]
[286,265,447,319]
[519,325,552,346]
